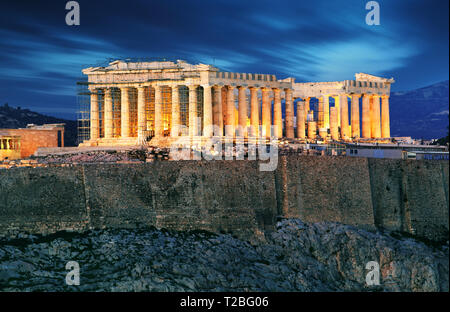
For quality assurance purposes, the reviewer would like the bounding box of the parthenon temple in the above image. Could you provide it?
[78,59,394,146]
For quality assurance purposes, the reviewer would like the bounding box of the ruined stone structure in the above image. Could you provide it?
[0,135,21,161]
[0,124,65,159]
[79,60,394,146]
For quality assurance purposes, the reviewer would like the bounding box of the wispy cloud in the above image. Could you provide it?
[0,0,447,119]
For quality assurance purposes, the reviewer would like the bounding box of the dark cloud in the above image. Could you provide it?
[0,0,448,119]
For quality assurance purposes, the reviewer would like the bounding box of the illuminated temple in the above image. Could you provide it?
[78,59,394,146]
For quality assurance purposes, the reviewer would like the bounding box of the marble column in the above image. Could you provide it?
[304,98,310,117]
[340,94,349,139]
[171,85,180,137]
[203,85,213,137]
[237,86,248,137]
[285,89,294,139]
[226,86,235,137]
[333,95,341,127]
[330,107,339,141]
[90,89,99,140]
[137,86,146,142]
[318,96,324,128]
[323,95,330,129]
[371,95,381,138]
[188,85,198,137]
[351,94,360,138]
[261,87,271,138]
[120,87,130,138]
[307,121,317,139]
[154,85,163,137]
[361,94,371,138]
[221,87,228,129]
[297,101,305,139]
[104,88,113,139]
[249,87,259,137]
[381,95,390,138]
[213,86,223,136]
[273,88,282,138]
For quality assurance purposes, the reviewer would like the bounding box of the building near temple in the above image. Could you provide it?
[0,135,21,161]
[77,59,394,147]
[0,124,65,160]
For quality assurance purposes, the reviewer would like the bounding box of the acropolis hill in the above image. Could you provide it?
[78,59,394,147]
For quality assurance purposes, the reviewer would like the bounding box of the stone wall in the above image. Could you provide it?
[0,129,61,158]
[367,158,449,241]
[0,156,448,242]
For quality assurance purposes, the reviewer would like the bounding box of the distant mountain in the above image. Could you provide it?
[0,104,77,146]
[390,80,449,140]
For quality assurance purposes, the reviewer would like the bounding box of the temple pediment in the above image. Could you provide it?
[355,73,395,84]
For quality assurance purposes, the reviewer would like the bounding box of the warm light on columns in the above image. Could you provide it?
[273,88,282,138]
[212,85,223,136]
[307,121,317,139]
[171,85,180,137]
[203,85,213,138]
[261,88,271,138]
[90,89,99,140]
[361,94,371,138]
[333,95,340,127]
[330,107,339,141]
[322,95,330,129]
[154,85,163,137]
[104,88,113,139]
[318,96,324,128]
[285,89,294,139]
[226,86,235,138]
[120,87,130,138]
[371,95,381,138]
[351,94,360,138]
[237,86,248,137]
[188,85,198,137]
[304,98,310,117]
[381,95,390,138]
[137,87,146,142]
[340,94,349,139]
[297,101,306,139]
[249,87,259,137]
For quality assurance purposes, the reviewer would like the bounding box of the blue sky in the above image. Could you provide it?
[0,0,448,119]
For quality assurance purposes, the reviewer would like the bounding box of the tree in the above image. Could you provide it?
[433,125,449,146]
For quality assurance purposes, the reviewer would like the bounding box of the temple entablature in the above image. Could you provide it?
[293,73,394,99]
[83,59,293,91]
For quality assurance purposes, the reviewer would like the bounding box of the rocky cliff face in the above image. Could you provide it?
[0,219,447,292]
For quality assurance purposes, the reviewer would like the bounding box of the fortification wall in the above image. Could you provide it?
[0,156,448,242]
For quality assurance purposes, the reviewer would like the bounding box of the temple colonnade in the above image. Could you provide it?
[89,85,390,142]
[82,61,392,145]
[295,93,390,140]
[88,84,299,142]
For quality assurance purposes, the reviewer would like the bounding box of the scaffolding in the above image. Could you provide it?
[179,86,189,135]
[145,86,155,137]
[162,86,172,136]
[129,89,138,137]
[111,88,121,138]
[98,89,105,138]
[196,86,204,135]
[76,81,91,144]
